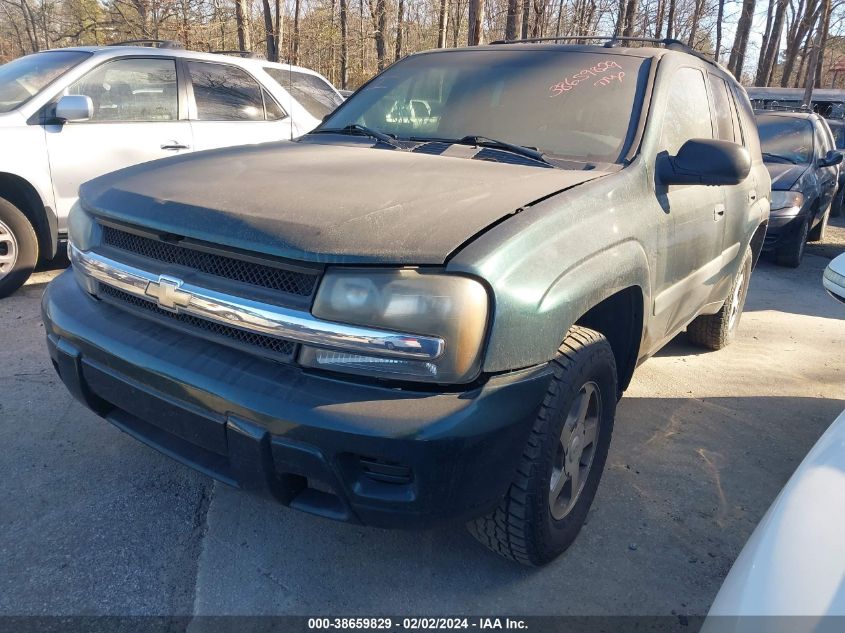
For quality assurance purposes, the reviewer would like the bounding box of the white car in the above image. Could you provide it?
[823,253,845,303]
[0,42,342,296]
[705,409,845,630]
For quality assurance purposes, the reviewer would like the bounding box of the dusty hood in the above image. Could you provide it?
[765,162,808,191]
[79,141,608,265]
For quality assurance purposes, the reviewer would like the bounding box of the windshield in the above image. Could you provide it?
[320,49,650,164]
[0,50,91,113]
[756,115,814,164]
[265,68,342,119]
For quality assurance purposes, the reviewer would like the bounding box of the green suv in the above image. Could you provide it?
[43,38,770,565]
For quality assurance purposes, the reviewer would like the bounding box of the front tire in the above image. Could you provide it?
[808,204,830,242]
[0,197,38,298]
[775,215,809,268]
[467,326,617,566]
[687,247,752,350]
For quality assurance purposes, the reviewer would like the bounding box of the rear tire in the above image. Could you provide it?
[775,215,809,268]
[0,197,38,299]
[808,205,830,242]
[687,247,752,350]
[467,326,617,566]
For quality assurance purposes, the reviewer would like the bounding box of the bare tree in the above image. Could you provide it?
[395,0,404,59]
[234,0,251,51]
[468,0,483,43]
[261,0,278,60]
[727,0,755,78]
[437,0,449,46]
[505,0,521,38]
[339,0,348,86]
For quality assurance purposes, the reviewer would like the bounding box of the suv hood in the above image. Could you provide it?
[79,141,609,265]
[765,162,808,191]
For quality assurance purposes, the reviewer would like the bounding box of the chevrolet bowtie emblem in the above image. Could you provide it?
[145,275,191,312]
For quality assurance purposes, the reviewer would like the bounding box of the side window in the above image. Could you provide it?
[660,67,713,155]
[264,68,343,119]
[188,62,268,121]
[67,57,178,122]
[708,74,736,142]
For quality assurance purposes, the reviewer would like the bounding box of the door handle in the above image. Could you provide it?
[161,141,189,150]
[714,204,726,221]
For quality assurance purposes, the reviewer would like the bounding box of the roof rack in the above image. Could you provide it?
[108,39,184,49]
[210,50,264,59]
[490,35,718,67]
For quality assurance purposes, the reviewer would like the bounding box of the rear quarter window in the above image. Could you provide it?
[264,68,342,119]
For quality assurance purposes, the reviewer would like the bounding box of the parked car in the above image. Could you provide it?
[824,253,845,302]
[0,41,341,297]
[704,408,845,628]
[747,86,845,119]
[756,112,841,267]
[43,38,770,565]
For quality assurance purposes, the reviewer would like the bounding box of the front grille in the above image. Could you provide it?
[101,225,319,297]
[99,284,296,361]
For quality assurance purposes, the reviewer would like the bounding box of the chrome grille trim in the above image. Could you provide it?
[100,224,319,297]
[70,245,445,361]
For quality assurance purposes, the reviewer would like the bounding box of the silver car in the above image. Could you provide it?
[0,41,342,297]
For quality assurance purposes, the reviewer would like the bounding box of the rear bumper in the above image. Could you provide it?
[43,270,552,528]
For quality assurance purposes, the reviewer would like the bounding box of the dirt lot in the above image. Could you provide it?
[1,218,843,618]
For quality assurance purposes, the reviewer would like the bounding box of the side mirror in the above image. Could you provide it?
[823,253,845,304]
[818,150,843,168]
[659,139,751,186]
[55,95,93,122]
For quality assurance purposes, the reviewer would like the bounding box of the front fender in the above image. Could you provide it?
[447,170,652,373]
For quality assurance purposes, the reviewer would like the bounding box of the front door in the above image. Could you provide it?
[652,66,726,339]
[44,56,193,219]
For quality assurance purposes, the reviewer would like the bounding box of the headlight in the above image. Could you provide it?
[67,201,99,294]
[300,268,489,383]
[770,190,804,214]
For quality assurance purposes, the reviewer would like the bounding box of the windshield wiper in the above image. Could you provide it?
[455,135,554,166]
[310,124,406,150]
[762,152,797,164]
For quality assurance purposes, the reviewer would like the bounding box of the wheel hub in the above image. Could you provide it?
[549,381,601,521]
[0,219,19,280]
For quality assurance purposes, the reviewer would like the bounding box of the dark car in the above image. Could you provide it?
[756,112,842,266]
[43,39,770,566]
[826,119,845,216]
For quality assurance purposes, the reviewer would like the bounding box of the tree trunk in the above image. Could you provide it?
[727,0,755,79]
[715,0,724,59]
[293,0,301,63]
[467,0,483,44]
[235,0,251,52]
[814,0,831,87]
[505,0,521,39]
[370,0,387,69]
[803,0,828,104]
[261,0,277,61]
[654,0,664,39]
[621,0,637,37]
[665,0,675,39]
[756,0,787,85]
[687,0,705,47]
[781,0,818,86]
[339,0,349,87]
[520,0,529,38]
[437,0,449,46]
[394,0,404,60]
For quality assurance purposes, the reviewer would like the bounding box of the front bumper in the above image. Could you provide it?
[43,270,552,528]
[762,204,811,251]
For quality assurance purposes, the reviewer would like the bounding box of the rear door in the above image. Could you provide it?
[184,60,292,150]
[44,56,192,218]
[708,73,755,281]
